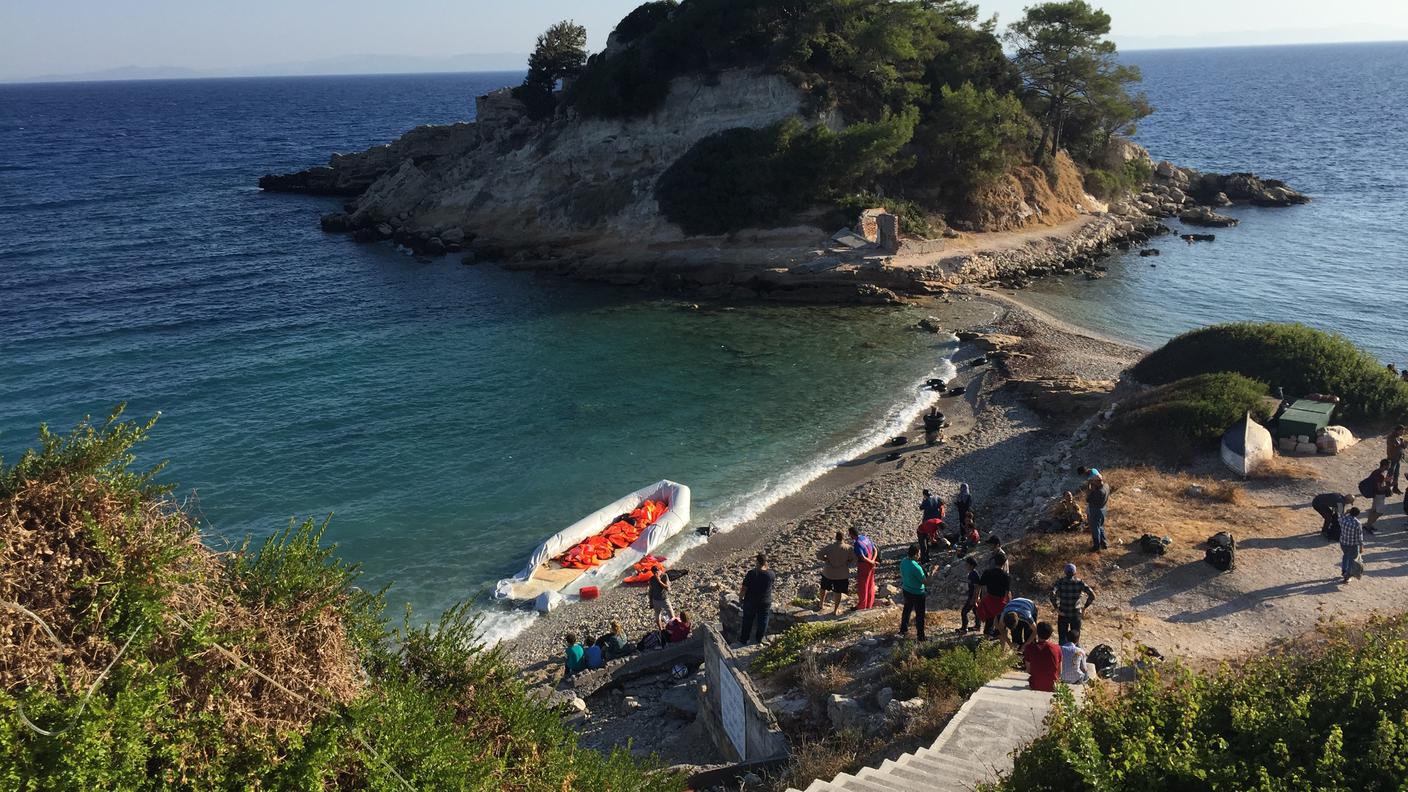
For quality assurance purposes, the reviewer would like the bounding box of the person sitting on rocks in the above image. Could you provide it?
[1049,491,1085,532]
[1060,628,1090,685]
[563,633,585,678]
[1000,597,1038,649]
[664,611,693,644]
[598,621,632,660]
[1022,621,1062,692]
[582,635,605,670]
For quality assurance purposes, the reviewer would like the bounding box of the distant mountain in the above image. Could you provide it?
[9,53,529,84]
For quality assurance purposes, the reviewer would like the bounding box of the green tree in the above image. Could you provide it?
[917,82,1030,195]
[1004,1,1148,163]
[515,20,588,118]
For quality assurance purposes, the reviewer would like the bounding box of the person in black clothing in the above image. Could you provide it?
[977,551,1012,638]
[957,555,980,633]
[1311,493,1354,540]
[738,553,775,645]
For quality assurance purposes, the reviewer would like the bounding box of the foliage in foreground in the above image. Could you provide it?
[0,408,677,791]
[1130,322,1408,423]
[889,640,1013,700]
[1109,372,1272,455]
[990,617,1408,791]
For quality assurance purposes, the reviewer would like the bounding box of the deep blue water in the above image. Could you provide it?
[0,72,951,640]
[1023,42,1408,364]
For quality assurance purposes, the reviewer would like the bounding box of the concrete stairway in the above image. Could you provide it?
[789,672,1073,792]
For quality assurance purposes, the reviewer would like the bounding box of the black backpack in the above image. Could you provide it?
[1205,532,1236,571]
[1089,644,1118,678]
[1139,533,1168,555]
[1321,518,1341,543]
[1359,475,1379,498]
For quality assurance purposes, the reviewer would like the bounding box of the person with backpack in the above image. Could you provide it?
[898,544,931,641]
[1389,426,1406,495]
[738,554,774,645]
[1339,507,1365,583]
[1311,492,1354,541]
[1049,563,1095,645]
[1359,460,1393,531]
[1085,469,1111,551]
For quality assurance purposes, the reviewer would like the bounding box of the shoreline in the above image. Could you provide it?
[499,288,1145,672]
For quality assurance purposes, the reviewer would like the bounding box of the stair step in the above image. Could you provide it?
[855,765,914,792]
[877,759,933,786]
[834,771,904,792]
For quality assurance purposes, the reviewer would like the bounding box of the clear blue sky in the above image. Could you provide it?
[3,0,1406,81]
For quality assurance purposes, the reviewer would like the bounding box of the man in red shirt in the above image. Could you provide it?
[1021,621,1063,692]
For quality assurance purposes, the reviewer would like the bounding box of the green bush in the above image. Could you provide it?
[890,641,1012,700]
[1109,372,1272,453]
[753,622,855,677]
[0,409,679,792]
[914,82,1031,196]
[655,111,916,235]
[832,191,936,238]
[1083,158,1153,199]
[991,616,1408,792]
[1131,323,1408,423]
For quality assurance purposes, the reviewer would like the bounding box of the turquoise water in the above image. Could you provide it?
[1022,42,1408,365]
[0,72,955,639]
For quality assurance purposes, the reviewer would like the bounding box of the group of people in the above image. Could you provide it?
[1315,426,1407,584]
[562,611,695,678]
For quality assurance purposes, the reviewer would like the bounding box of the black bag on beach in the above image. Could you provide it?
[1321,518,1341,543]
[1138,533,1168,555]
[1204,532,1236,571]
[1358,475,1378,498]
[1089,644,1118,678]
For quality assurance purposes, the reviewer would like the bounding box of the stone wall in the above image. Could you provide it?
[698,624,788,763]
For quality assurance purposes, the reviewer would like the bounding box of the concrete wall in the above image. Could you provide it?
[698,624,789,763]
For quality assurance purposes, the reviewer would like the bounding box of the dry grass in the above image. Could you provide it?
[797,654,855,701]
[1249,454,1322,482]
[0,472,362,736]
[772,732,866,792]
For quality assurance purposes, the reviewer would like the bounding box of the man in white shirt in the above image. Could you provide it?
[1060,629,1090,685]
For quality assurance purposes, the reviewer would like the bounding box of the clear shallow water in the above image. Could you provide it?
[0,73,953,640]
[1022,42,1408,364]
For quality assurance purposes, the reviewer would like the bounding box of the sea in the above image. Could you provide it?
[2,42,1404,642]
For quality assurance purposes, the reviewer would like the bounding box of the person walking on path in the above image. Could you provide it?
[738,554,774,644]
[1049,563,1095,646]
[1311,492,1355,540]
[1389,426,1406,494]
[1339,507,1365,584]
[957,555,980,633]
[898,545,931,641]
[816,532,853,615]
[1359,460,1392,531]
[649,564,674,630]
[953,482,973,529]
[976,550,1011,637]
[850,526,879,610]
[1022,622,1063,692]
[1084,469,1111,551]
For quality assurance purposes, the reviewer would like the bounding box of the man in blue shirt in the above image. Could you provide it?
[898,544,930,641]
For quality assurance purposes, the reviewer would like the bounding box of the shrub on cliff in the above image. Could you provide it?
[989,616,1408,792]
[1109,372,1272,454]
[1131,323,1408,423]
[0,408,678,791]
[655,111,917,235]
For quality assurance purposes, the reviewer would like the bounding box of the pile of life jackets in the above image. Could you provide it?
[555,499,668,570]
[623,556,667,585]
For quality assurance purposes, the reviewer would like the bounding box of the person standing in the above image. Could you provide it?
[649,564,674,630]
[1389,426,1406,495]
[898,545,930,641]
[816,532,853,615]
[953,483,973,529]
[738,554,774,644]
[918,489,946,565]
[1311,492,1354,540]
[1049,563,1095,646]
[976,551,1011,637]
[850,526,879,610]
[957,555,980,633]
[1085,469,1110,551]
[1339,507,1365,584]
[1022,622,1063,692]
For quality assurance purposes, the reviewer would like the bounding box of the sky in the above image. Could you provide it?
[3,0,1407,82]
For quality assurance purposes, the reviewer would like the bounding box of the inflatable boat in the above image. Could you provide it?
[494,480,691,611]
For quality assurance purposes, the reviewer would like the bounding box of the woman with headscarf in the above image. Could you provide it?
[953,483,973,530]
[849,525,878,609]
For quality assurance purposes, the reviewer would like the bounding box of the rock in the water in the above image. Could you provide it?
[1180,206,1239,228]
[915,316,945,333]
[319,212,350,232]
[1138,248,1160,257]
